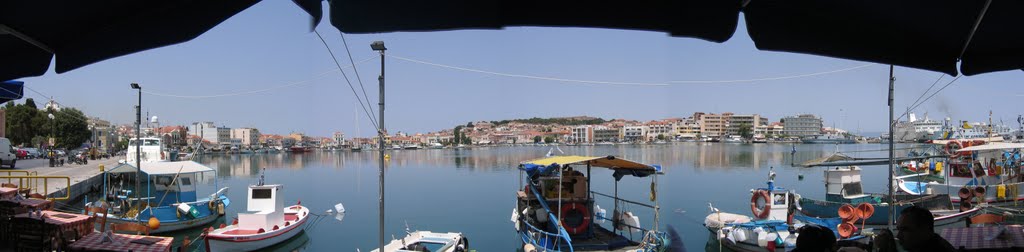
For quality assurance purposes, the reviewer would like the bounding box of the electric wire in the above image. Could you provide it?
[337,31,377,123]
[314,29,380,130]
[140,56,373,99]
[907,75,962,114]
[895,73,946,122]
[667,64,876,84]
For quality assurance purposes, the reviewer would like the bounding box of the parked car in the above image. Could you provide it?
[22,147,40,159]
[14,148,27,159]
[0,138,16,168]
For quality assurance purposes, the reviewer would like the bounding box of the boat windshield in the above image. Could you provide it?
[128,139,160,147]
[843,182,863,196]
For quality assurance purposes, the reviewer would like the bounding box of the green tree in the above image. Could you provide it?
[738,123,753,139]
[462,135,472,145]
[5,104,38,146]
[24,98,37,109]
[453,126,463,146]
[543,136,555,144]
[43,108,92,149]
[657,134,666,141]
[533,136,542,143]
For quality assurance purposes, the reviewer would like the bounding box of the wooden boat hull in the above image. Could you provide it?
[205,205,309,252]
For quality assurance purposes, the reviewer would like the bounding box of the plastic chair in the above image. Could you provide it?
[85,205,108,233]
[111,222,150,235]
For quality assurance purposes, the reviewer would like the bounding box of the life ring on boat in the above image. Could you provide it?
[946,141,963,158]
[750,190,771,219]
[559,202,591,235]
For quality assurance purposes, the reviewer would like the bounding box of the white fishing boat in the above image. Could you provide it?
[427,142,444,149]
[371,231,470,252]
[723,135,744,143]
[897,141,1024,206]
[205,183,310,252]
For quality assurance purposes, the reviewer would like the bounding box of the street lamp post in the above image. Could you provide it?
[130,83,142,219]
[370,40,386,252]
[48,113,54,167]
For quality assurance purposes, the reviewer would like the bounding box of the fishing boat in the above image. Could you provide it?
[797,166,977,227]
[205,183,310,252]
[511,155,675,251]
[722,135,744,143]
[897,141,1024,206]
[427,142,444,149]
[705,178,870,252]
[371,231,470,252]
[92,137,230,233]
[403,144,421,150]
[288,145,310,153]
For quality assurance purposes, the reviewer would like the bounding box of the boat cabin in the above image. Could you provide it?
[823,166,875,204]
[104,161,217,212]
[238,184,286,231]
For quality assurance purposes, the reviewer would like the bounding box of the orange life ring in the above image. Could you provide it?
[559,202,591,235]
[750,190,771,219]
[946,141,962,158]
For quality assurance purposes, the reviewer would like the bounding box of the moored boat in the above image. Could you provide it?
[897,141,1024,206]
[371,231,469,252]
[205,183,310,252]
[511,155,673,251]
[798,166,976,227]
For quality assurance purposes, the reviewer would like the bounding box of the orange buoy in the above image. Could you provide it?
[838,204,858,222]
[856,203,875,219]
[837,222,857,238]
[148,216,161,230]
[958,187,974,199]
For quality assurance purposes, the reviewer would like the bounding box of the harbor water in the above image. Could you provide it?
[90,142,921,251]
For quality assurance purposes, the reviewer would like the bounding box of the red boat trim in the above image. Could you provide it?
[206,206,309,242]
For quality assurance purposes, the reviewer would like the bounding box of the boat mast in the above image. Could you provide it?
[887,65,895,229]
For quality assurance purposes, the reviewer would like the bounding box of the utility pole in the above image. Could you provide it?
[371,41,387,251]
[130,83,142,220]
[887,66,895,229]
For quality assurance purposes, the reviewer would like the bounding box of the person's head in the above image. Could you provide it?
[896,206,934,251]
[873,229,898,252]
[793,224,837,252]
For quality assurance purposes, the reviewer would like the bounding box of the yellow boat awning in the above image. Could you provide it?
[522,155,656,171]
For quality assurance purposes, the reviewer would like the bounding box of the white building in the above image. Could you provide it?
[190,122,230,144]
[571,126,594,143]
[231,128,261,147]
[623,125,647,142]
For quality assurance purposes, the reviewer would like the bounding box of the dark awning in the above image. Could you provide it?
[0,81,24,104]
[0,1,260,81]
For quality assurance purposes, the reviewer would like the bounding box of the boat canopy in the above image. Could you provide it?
[521,155,662,180]
[107,161,215,175]
[957,142,1024,152]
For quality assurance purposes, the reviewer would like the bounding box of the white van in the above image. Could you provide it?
[0,138,14,168]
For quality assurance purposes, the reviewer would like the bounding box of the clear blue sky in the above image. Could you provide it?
[16,1,1024,137]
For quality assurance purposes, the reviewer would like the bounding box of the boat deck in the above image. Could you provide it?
[562,226,639,251]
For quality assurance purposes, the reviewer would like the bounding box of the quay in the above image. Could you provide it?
[1,158,120,206]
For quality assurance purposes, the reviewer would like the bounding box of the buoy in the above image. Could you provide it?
[798,174,804,181]
[837,222,857,238]
[148,216,161,230]
[232,218,238,225]
[856,203,875,219]
[838,204,858,222]
[998,184,1007,199]
[219,223,226,228]
[257,228,265,233]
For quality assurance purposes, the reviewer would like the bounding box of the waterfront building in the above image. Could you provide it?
[727,114,767,136]
[645,121,673,141]
[676,117,701,139]
[571,125,594,143]
[623,125,647,142]
[87,117,116,153]
[157,126,188,148]
[190,122,230,144]
[755,122,785,137]
[781,114,823,137]
[231,128,261,147]
[593,126,620,143]
[333,132,346,146]
[697,112,731,137]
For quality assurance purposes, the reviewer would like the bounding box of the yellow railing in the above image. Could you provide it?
[0,175,71,200]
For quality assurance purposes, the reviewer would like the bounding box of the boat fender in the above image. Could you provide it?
[731,228,747,242]
[998,184,1007,199]
[217,202,225,216]
[257,228,265,234]
[649,181,656,202]
[594,205,607,224]
[219,224,226,229]
[750,190,771,219]
[791,194,804,212]
[232,218,238,225]
[560,202,591,235]
[273,225,279,231]
[285,221,290,227]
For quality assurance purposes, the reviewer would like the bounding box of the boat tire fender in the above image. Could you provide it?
[750,190,771,219]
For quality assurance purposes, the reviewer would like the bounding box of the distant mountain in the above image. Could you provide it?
[491,116,606,126]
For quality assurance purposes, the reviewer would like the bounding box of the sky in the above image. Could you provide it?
[16,1,1024,137]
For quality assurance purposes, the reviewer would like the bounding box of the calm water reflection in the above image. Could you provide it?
[175,143,918,251]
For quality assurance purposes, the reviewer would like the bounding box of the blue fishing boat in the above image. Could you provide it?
[511,155,673,251]
[797,166,976,227]
[91,160,229,233]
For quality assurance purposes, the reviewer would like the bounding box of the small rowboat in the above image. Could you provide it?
[205,184,309,252]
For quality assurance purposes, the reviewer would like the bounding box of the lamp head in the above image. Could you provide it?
[130,83,140,89]
[370,41,386,51]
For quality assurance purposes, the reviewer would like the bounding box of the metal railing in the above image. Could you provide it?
[0,175,71,200]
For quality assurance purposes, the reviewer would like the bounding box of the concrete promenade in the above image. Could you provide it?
[1,157,121,203]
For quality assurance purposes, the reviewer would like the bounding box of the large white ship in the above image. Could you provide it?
[932,119,1013,140]
[893,113,943,142]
